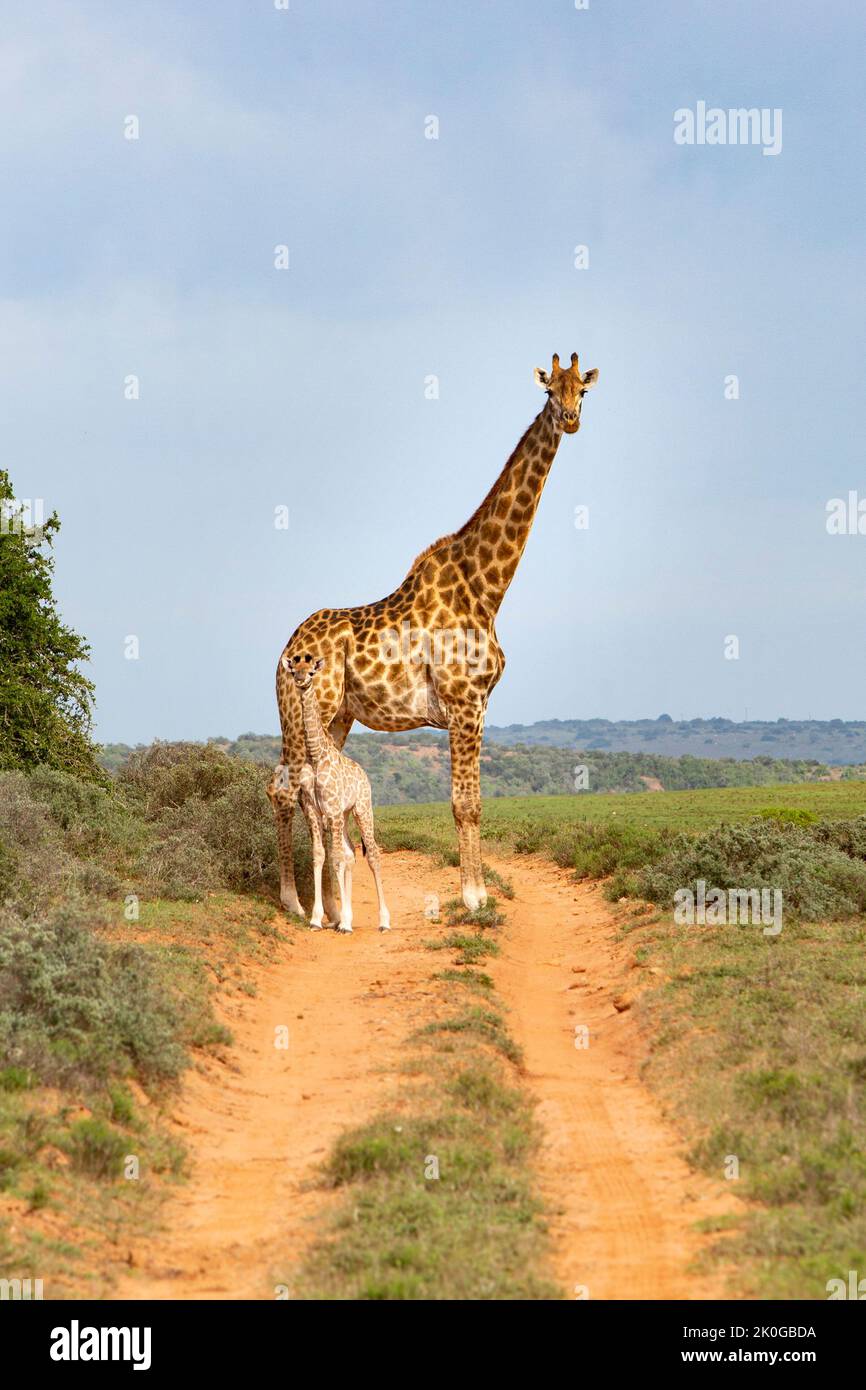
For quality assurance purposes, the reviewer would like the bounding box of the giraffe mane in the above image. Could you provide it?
[403,412,543,578]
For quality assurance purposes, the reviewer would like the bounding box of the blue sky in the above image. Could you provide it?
[3,0,865,741]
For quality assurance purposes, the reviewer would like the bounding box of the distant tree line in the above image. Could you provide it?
[99,732,862,806]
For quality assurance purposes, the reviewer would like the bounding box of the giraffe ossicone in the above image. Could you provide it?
[267,352,598,914]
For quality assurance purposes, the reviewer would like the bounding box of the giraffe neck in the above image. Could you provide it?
[453,399,563,612]
[298,685,330,766]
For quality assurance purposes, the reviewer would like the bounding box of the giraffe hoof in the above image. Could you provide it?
[379,923,391,933]
[337,924,353,934]
[309,921,324,931]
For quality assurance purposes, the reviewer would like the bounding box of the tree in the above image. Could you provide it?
[0,470,101,778]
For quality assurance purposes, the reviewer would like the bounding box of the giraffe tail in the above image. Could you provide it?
[360,837,367,857]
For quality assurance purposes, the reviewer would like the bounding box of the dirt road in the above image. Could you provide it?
[114,851,736,1300]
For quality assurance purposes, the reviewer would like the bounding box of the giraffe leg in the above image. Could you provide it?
[448,713,487,911]
[297,782,339,927]
[298,768,326,929]
[275,664,342,923]
[327,815,353,934]
[342,828,355,928]
[324,704,354,924]
[267,763,305,916]
[354,794,390,931]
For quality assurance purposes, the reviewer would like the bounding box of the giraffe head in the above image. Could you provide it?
[282,653,324,691]
[533,352,599,433]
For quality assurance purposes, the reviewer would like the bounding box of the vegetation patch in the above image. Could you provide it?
[292,974,553,1300]
[423,933,500,966]
[0,749,306,1296]
[417,1008,522,1066]
[443,895,505,929]
[629,910,866,1298]
[608,816,866,921]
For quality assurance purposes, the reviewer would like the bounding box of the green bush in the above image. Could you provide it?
[116,742,287,900]
[200,768,279,892]
[759,806,818,827]
[65,1118,128,1178]
[0,772,83,912]
[610,818,866,920]
[26,765,138,860]
[546,820,665,879]
[119,741,240,818]
[0,905,187,1088]
[810,815,866,861]
[138,829,218,901]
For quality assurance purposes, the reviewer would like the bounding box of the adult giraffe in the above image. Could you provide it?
[269,351,598,919]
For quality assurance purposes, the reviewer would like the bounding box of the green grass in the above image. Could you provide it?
[376,780,866,858]
[422,933,500,965]
[417,1007,523,1065]
[433,968,495,994]
[442,896,506,929]
[631,910,866,1298]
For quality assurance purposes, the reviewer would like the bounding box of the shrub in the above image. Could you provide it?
[65,1118,128,1178]
[610,818,866,920]
[0,772,81,912]
[549,820,666,879]
[0,771,124,911]
[138,829,218,901]
[201,768,279,892]
[759,806,819,827]
[26,765,138,860]
[0,905,187,1088]
[809,815,866,861]
[118,741,240,818]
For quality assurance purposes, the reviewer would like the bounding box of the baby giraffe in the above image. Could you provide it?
[282,653,390,934]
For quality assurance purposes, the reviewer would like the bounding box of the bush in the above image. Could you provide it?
[65,1118,128,1178]
[117,743,288,900]
[809,816,866,861]
[119,741,240,818]
[610,818,866,920]
[0,772,82,912]
[548,820,665,879]
[201,768,279,892]
[759,806,818,827]
[0,771,128,913]
[138,829,218,901]
[0,905,187,1088]
[26,766,138,860]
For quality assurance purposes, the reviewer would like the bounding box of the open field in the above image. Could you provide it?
[377,778,866,855]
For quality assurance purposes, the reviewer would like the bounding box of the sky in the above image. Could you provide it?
[2,0,865,742]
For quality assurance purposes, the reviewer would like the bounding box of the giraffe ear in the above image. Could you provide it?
[534,368,551,389]
[312,658,325,674]
[581,368,599,389]
[280,654,291,672]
